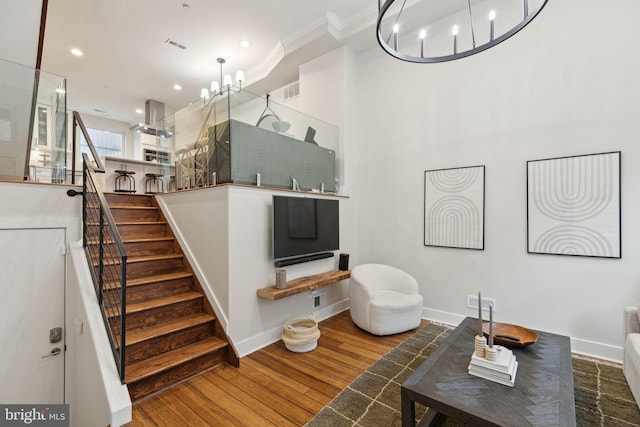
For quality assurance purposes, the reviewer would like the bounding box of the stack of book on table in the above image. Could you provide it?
[468,346,518,387]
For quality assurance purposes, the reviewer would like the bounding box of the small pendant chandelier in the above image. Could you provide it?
[200,57,245,105]
[376,0,549,63]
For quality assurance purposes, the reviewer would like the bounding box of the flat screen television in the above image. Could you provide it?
[272,195,339,262]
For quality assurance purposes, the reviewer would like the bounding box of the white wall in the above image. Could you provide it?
[157,185,352,356]
[68,242,131,427]
[343,0,640,361]
[0,182,131,425]
[0,0,41,67]
[156,187,231,328]
[298,48,360,270]
[227,186,351,355]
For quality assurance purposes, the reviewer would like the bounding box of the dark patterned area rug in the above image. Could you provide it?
[305,323,640,427]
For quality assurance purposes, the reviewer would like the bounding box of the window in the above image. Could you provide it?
[80,128,124,158]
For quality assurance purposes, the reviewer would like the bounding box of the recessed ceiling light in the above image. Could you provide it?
[135,109,143,114]
[70,48,83,57]
[239,40,251,48]
[173,84,182,91]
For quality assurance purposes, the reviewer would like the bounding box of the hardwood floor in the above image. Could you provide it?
[126,310,428,426]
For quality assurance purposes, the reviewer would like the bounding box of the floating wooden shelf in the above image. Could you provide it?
[257,269,351,301]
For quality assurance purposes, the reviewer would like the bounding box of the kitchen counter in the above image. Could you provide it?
[104,157,175,194]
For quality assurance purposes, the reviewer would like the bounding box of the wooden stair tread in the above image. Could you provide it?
[123,237,174,243]
[104,271,193,290]
[86,238,119,246]
[108,206,158,210]
[87,236,174,245]
[105,193,152,198]
[89,204,157,209]
[93,253,182,267]
[127,253,183,263]
[125,337,228,383]
[86,222,123,227]
[113,221,167,226]
[105,192,152,195]
[98,190,237,400]
[125,292,203,314]
[127,271,192,286]
[126,313,216,345]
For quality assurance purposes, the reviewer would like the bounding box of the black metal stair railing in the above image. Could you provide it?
[71,111,127,383]
[82,154,127,383]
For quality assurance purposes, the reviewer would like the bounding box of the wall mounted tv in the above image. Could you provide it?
[272,195,339,266]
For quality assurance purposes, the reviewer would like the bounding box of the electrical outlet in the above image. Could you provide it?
[291,295,296,304]
[467,294,496,312]
[311,291,327,309]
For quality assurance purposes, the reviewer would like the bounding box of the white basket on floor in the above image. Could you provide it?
[281,318,320,352]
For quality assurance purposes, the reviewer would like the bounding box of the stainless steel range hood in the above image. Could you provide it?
[130,99,172,138]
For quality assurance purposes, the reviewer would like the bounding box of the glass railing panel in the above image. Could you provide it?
[226,90,339,192]
[0,58,68,183]
[154,88,340,193]
[0,59,36,181]
[230,90,339,156]
[29,69,67,183]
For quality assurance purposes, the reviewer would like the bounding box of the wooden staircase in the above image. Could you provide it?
[102,193,238,402]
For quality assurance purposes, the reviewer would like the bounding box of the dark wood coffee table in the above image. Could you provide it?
[401,317,576,426]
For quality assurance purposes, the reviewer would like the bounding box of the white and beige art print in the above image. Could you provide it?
[424,165,485,250]
[527,152,621,258]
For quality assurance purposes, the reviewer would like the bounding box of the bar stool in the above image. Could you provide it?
[144,172,165,194]
[114,169,136,193]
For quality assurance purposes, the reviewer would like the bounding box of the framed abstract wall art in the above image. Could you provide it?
[527,151,621,258]
[424,165,485,250]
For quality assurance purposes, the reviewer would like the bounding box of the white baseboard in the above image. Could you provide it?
[235,298,350,357]
[422,307,465,327]
[571,338,623,364]
[421,307,623,363]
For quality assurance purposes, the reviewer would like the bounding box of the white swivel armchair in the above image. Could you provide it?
[349,263,423,336]
[624,306,640,408]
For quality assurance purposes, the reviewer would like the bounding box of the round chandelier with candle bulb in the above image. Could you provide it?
[376,0,548,63]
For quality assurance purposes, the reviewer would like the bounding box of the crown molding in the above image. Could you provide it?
[246,13,341,87]
[244,7,379,91]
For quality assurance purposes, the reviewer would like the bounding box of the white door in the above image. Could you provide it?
[0,228,65,403]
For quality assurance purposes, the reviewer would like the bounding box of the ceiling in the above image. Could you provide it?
[41,0,380,125]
